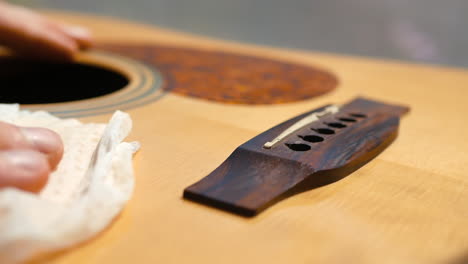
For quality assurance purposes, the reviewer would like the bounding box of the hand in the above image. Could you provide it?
[0,3,86,192]
[0,1,92,61]
[0,121,63,192]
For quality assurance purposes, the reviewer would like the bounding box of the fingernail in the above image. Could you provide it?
[66,25,91,39]
[0,150,50,192]
[20,128,63,155]
[2,150,46,172]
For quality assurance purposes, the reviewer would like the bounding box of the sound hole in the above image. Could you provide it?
[0,58,129,104]
[285,143,311,151]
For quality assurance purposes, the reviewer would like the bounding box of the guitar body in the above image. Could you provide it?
[7,10,468,264]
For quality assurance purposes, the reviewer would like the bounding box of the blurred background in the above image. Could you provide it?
[12,0,468,68]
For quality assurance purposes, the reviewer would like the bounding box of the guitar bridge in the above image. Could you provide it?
[183,97,410,217]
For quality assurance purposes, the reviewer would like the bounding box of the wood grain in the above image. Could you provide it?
[10,10,468,264]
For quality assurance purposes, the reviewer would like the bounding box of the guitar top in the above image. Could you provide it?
[5,10,468,264]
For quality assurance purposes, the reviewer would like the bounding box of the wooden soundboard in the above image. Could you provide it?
[17,10,468,264]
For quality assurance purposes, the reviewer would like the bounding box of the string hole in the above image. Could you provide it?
[312,128,335,135]
[338,117,357,122]
[326,122,346,128]
[285,143,311,151]
[350,113,367,118]
[299,135,324,143]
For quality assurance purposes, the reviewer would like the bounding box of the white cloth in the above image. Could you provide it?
[0,105,139,263]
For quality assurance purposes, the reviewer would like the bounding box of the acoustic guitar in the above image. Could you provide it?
[2,10,468,264]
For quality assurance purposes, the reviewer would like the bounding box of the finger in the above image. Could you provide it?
[0,122,64,170]
[15,22,79,61]
[57,24,93,50]
[0,3,79,61]
[0,149,50,192]
[20,127,64,170]
[0,121,30,149]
